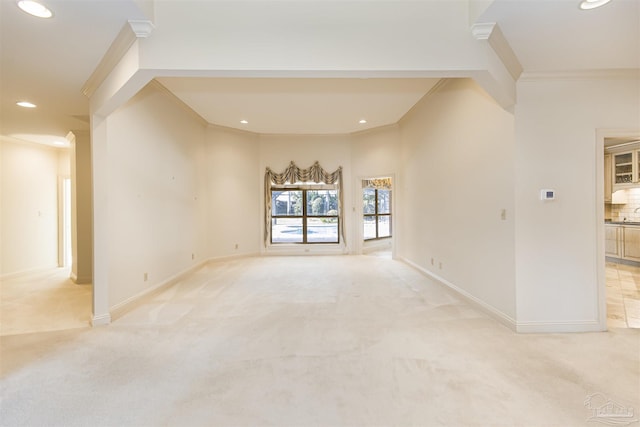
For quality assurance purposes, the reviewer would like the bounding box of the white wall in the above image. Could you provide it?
[514,74,640,332]
[146,1,480,73]
[351,125,401,251]
[206,126,260,258]
[398,78,516,322]
[94,72,640,333]
[0,140,65,277]
[69,130,93,284]
[259,134,353,253]
[351,125,400,179]
[105,83,208,308]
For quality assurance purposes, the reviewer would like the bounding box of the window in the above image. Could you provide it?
[271,188,339,244]
[363,188,392,240]
[265,161,344,246]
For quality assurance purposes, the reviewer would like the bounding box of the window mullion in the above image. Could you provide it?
[302,189,308,243]
[375,189,379,239]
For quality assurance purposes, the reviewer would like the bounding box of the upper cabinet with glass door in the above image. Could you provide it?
[610,143,640,190]
[614,151,633,184]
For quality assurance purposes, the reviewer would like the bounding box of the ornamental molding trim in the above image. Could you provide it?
[519,69,640,82]
[471,22,495,40]
[128,20,155,38]
[472,22,523,81]
[82,20,154,98]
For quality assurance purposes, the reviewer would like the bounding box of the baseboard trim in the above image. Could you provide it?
[362,240,392,254]
[109,259,210,321]
[400,257,517,331]
[1,264,59,281]
[262,244,348,256]
[91,313,111,326]
[70,272,92,285]
[516,320,605,334]
[208,252,260,263]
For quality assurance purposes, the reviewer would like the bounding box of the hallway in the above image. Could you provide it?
[1,255,637,426]
[0,268,91,336]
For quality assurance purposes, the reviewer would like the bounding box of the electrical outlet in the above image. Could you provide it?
[234,243,239,250]
[431,257,435,266]
[191,253,195,260]
[501,209,507,220]
[144,272,148,281]
[439,262,443,270]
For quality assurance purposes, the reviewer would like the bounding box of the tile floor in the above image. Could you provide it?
[606,261,640,328]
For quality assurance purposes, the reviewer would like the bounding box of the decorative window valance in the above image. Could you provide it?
[362,177,392,190]
[264,161,345,246]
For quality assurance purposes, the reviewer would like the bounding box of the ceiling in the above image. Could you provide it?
[1,0,638,146]
[480,0,639,72]
[605,137,640,148]
[156,77,441,134]
[0,0,148,146]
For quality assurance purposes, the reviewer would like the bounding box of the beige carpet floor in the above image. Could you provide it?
[1,255,638,426]
[0,267,92,336]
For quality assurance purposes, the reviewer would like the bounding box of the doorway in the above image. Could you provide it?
[59,176,72,268]
[360,176,394,257]
[601,131,640,329]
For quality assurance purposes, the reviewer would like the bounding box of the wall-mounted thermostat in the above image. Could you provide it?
[540,189,556,200]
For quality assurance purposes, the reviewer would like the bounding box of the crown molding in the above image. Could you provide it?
[0,134,63,150]
[471,22,523,81]
[149,80,209,127]
[350,122,400,137]
[128,20,155,38]
[471,22,495,40]
[82,20,154,99]
[0,134,34,145]
[399,78,450,124]
[519,69,640,82]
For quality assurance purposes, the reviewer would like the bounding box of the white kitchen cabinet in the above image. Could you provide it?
[610,144,640,190]
[622,227,640,262]
[606,223,640,264]
[605,224,621,257]
[613,151,634,185]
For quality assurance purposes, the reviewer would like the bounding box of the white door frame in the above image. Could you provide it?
[596,128,640,330]
[58,175,72,268]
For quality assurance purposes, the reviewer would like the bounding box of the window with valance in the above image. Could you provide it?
[265,161,345,246]
[362,177,392,240]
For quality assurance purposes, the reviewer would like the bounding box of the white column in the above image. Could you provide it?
[69,130,93,284]
[91,114,111,326]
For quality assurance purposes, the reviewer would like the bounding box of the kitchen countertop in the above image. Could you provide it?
[605,221,640,226]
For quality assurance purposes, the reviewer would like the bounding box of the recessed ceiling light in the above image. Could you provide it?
[359,119,367,124]
[240,120,248,124]
[17,0,53,18]
[579,0,611,10]
[16,101,37,108]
